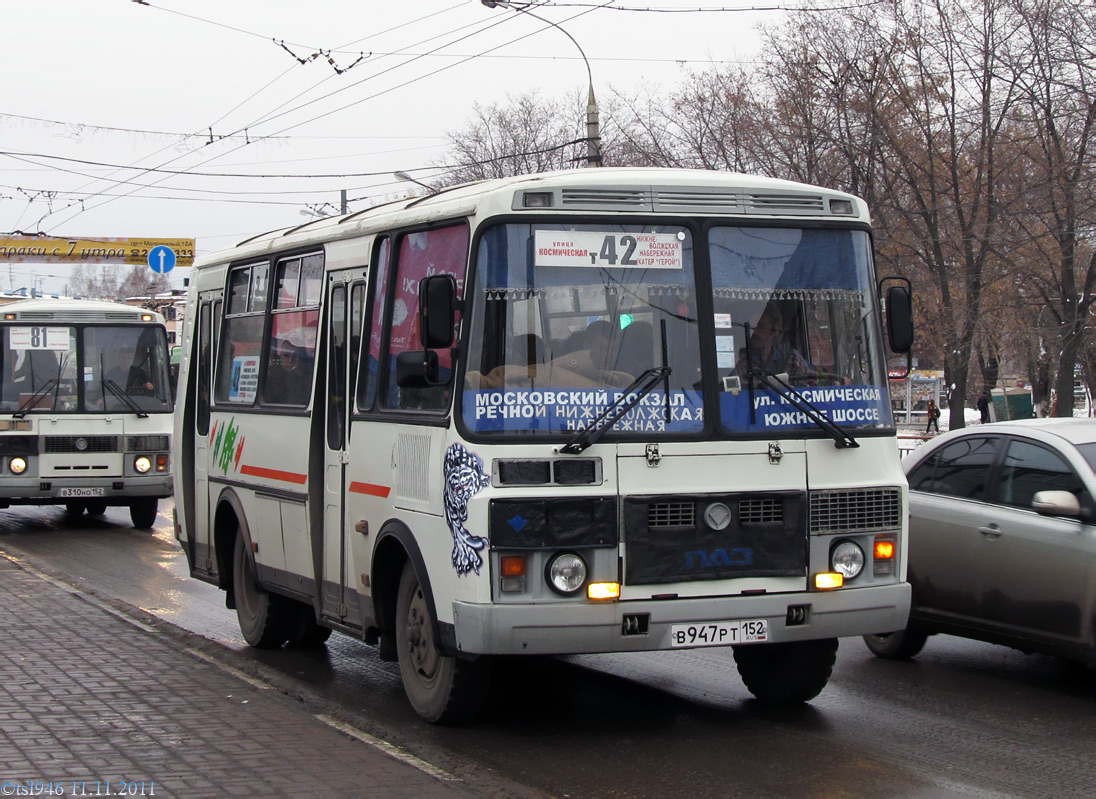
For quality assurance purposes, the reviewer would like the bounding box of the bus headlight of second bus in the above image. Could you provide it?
[9,456,27,475]
[546,552,587,595]
[134,456,152,474]
[831,540,865,580]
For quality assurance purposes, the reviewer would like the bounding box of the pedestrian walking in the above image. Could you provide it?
[925,399,941,434]
[977,390,990,423]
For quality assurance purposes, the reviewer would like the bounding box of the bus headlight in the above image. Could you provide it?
[546,552,587,595]
[831,540,865,579]
[9,457,27,474]
[134,456,152,474]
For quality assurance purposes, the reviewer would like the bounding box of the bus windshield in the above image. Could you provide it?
[709,226,892,435]
[463,221,892,439]
[464,222,703,437]
[0,324,172,414]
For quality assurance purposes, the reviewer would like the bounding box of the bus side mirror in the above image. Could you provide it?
[884,282,914,354]
[396,350,439,388]
[420,274,459,349]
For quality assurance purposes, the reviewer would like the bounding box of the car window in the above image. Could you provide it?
[907,436,997,500]
[1074,442,1096,474]
[999,438,1086,509]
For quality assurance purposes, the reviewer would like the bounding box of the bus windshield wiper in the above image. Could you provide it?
[752,369,858,449]
[13,379,59,418]
[559,366,672,455]
[103,379,149,418]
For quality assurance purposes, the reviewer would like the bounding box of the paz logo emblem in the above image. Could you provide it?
[704,502,732,531]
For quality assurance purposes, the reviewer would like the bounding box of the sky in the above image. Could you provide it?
[0,0,785,296]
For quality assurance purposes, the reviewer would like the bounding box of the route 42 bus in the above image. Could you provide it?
[0,298,173,529]
[173,168,915,723]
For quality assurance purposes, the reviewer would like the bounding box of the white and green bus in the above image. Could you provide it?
[173,168,914,722]
[0,298,173,529]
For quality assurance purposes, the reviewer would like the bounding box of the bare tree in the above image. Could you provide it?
[68,265,171,302]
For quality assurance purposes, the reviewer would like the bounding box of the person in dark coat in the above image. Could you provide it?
[977,390,990,423]
[925,399,941,434]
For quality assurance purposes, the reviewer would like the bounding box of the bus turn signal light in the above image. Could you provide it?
[815,572,844,590]
[874,539,895,559]
[587,582,620,600]
[500,555,526,577]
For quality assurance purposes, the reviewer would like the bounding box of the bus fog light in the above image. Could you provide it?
[9,457,27,475]
[815,572,844,590]
[135,456,152,474]
[546,552,586,595]
[588,582,620,600]
[831,540,864,579]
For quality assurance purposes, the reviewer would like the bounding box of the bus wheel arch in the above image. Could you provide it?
[213,488,249,596]
[372,521,442,659]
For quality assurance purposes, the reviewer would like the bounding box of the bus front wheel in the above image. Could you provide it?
[395,561,489,724]
[733,638,838,704]
[130,498,159,529]
[233,534,289,649]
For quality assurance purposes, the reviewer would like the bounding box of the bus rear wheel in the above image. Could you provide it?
[85,500,107,516]
[65,501,86,516]
[130,498,159,529]
[286,601,333,648]
[233,534,290,649]
[863,628,928,660]
[733,638,838,704]
[395,561,489,724]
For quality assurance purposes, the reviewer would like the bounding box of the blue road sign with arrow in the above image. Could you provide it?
[148,245,176,274]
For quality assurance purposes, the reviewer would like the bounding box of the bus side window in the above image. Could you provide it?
[196,302,212,435]
[215,264,267,405]
[358,237,390,412]
[348,281,365,427]
[263,253,322,407]
[327,284,347,449]
[383,224,469,412]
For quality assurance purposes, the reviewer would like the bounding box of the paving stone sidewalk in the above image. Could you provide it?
[0,557,477,798]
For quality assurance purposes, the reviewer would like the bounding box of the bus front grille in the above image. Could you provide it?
[44,435,120,454]
[809,487,902,534]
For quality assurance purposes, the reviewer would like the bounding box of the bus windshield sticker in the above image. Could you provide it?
[443,443,491,576]
[9,326,70,351]
[465,388,704,434]
[534,231,683,270]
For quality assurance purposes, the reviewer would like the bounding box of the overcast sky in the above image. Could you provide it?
[1,0,779,295]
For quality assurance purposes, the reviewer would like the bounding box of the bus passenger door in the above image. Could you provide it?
[320,277,359,627]
[191,296,220,577]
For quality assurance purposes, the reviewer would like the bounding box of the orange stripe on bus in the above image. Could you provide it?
[349,481,391,498]
[239,465,308,485]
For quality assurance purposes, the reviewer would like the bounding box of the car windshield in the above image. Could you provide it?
[463,222,702,438]
[0,324,172,414]
[709,226,893,434]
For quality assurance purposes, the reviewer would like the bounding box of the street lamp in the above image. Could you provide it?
[481,0,601,167]
[394,170,436,192]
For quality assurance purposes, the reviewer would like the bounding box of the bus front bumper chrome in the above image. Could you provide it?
[452,583,910,656]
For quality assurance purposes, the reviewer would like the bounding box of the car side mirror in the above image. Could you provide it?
[1032,490,1081,518]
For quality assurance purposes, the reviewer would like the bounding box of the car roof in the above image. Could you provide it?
[903,418,1096,472]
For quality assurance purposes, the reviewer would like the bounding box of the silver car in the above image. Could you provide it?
[864,418,1096,663]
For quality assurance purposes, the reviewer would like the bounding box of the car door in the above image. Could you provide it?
[977,436,1092,643]
[906,435,1001,620]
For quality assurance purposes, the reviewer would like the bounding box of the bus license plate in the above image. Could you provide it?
[59,487,104,498]
[670,619,768,648]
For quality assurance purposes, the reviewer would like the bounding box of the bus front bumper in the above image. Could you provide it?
[0,475,173,505]
[452,583,910,656]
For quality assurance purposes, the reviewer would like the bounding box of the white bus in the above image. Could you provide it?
[173,168,914,722]
[0,298,173,529]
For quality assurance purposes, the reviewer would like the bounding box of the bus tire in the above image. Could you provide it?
[85,500,107,516]
[863,628,928,660]
[65,501,86,516]
[733,638,838,704]
[130,498,159,529]
[233,533,290,649]
[286,601,333,648]
[395,560,489,724]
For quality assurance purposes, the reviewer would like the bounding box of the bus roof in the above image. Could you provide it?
[0,297,166,325]
[194,167,871,270]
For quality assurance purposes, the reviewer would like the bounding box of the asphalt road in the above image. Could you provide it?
[3,501,1095,798]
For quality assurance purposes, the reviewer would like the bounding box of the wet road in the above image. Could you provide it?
[3,502,1095,798]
